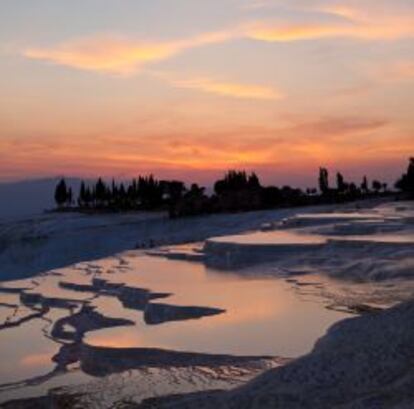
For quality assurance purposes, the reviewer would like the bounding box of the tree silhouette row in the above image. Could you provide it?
[54,157,414,217]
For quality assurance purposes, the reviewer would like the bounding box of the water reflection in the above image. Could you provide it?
[0,251,351,391]
[0,317,59,384]
[86,255,350,357]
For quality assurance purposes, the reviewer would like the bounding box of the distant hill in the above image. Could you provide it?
[0,177,82,220]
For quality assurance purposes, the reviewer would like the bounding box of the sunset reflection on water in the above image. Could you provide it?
[86,254,350,357]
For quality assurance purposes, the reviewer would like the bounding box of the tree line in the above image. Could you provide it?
[54,157,414,217]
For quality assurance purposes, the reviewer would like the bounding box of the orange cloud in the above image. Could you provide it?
[1,115,399,182]
[23,31,237,75]
[248,23,333,41]
[22,5,413,75]
[242,1,413,41]
[167,76,283,100]
[24,38,178,74]
[244,16,413,42]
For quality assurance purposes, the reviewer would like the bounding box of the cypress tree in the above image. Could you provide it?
[78,181,86,207]
[361,176,368,193]
[318,168,329,195]
[336,172,346,193]
[95,178,106,206]
[54,178,68,208]
[395,157,414,193]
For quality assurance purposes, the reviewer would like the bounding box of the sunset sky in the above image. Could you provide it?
[0,0,413,187]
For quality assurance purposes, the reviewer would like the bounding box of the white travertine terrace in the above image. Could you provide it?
[203,204,414,270]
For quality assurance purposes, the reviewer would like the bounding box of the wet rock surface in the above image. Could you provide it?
[144,303,225,325]
[1,358,286,409]
[51,304,134,342]
[136,301,414,409]
[79,344,278,377]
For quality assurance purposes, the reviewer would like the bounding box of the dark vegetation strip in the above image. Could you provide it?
[52,158,414,218]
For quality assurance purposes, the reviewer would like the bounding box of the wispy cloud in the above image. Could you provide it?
[244,13,413,42]
[23,31,236,75]
[241,1,414,40]
[22,3,413,74]
[244,21,349,42]
[166,76,283,100]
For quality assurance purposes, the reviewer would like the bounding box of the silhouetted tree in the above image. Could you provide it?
[84,186,92,207]
[336,172,346,193]
[395,157,414,195]
[306,188,317,196]
[361,176,369,193]
[247,172,261,189]
[119,183,126,197]
[372,180,382,193]
[281,185,304,203]
[54,178,68,208]
[163,181,185,201]
[348,182,359,197]
[262,186,282,208]
[95,178,107,206]
[318,168,329,194]
[172,183,210,217]
[78,181,86,207]
[56,159,410,216]
[214,170,262,195]
[215,171,244,194]
[212,170,264,211]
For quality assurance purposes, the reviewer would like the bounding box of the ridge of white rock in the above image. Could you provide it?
[202,202,414,277]
[137,300,414,409]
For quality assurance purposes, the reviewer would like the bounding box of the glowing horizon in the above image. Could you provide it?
[0,0,413,187]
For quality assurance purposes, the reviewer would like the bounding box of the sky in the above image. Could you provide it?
[0,0,413,188]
